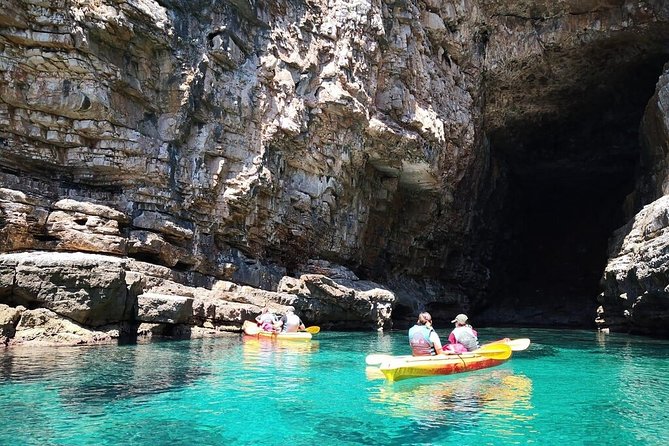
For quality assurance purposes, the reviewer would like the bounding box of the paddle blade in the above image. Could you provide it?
[365,354,393,366]
[305,326,320,334]
[484,338,531,352]
[506,338,531,351]
[471,343,512,360]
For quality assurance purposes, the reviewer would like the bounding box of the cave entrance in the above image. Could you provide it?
[481,54,667,328]
[485,163,634,327]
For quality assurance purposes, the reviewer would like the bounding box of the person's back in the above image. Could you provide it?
[409,324,435,355]
[451,325,478,351]
[281,309,304,332]
[408,312,444,356]
[447,314,479,352]
[259,313,277,331]
[255,307,279,331]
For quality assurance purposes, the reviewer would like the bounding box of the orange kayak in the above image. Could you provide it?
[378,352,509,382]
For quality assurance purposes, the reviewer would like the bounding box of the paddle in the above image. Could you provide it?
[305,326,320,334]
[505,338,531,351]
[470,343,512,360]
[484,338,531,351]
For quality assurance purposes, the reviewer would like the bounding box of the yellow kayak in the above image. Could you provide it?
[379,353,508,382]
[242,320,312,341]
[377,343,513,382]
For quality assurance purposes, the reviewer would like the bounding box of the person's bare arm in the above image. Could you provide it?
[430,332,445,355]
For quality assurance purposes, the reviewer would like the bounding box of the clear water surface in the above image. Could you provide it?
[1,328,668,445]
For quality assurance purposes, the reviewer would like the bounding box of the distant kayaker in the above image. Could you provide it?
[408,312,445,356]
[445,313,479,353]
[255,307,280,332]
[280,307,306,333]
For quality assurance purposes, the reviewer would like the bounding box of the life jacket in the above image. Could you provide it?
[257,313,277,331]
[408,325,435,356]
[451,325,479,351]
[282,313,302,332]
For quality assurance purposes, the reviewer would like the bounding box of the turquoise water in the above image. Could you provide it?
[1,328,668,445]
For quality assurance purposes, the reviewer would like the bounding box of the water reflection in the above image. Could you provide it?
[241,337,320,374]
[235,336,321,402]
[365,366,385,380]
[373,331,393,353]
[0,337,240,407]
[242,337,319,357]
[369,370,534,428]
[595,331,669,438]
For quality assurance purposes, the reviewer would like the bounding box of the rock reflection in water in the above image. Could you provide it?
[1,337,240,407]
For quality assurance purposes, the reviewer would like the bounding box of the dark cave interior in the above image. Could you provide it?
[479,54,667,328]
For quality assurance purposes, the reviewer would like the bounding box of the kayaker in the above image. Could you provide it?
[280,307,306,333]
[408,312,445,356]
[255,307,280,332]
[445,313,479,353]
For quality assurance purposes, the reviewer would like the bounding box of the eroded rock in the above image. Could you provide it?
[0,251,394,346]
[13,308,115,346]
[1,252,131,326]
[598,196,669,335]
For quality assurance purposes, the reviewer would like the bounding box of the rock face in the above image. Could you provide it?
[1,0,669,342]
[597,196,669,335]
[2,251,131,326]
[597,66,669,336]
[0,251,394,346]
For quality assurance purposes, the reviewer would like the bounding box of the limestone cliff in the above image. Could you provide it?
[597,64,669,336]
[1,0,669,344]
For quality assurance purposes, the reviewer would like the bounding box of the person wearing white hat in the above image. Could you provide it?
[446,313,479,353]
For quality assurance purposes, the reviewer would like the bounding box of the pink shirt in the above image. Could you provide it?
[448,325,479,351]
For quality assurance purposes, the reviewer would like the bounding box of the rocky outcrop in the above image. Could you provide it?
[0,303,22,344]
[1,251,132,326]
[12,307,117,346]
[279,274,394,329]
[598,196,669,335]
[0,251,393,346]
[597,66,669,335]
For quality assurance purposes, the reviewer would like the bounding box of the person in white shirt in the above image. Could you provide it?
[279,308,305,332]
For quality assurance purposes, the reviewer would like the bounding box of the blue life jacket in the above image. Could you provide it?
[408,324,435,355]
